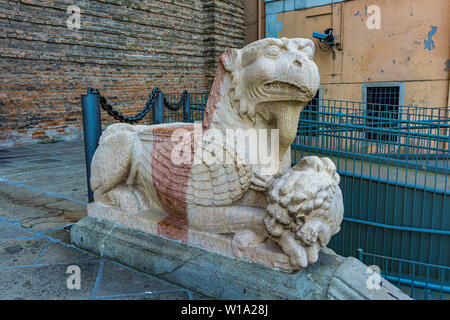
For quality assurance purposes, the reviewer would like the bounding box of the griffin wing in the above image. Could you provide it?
[187,134,252,207]
[137,125,251,212]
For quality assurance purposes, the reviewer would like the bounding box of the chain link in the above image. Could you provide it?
[163,90,188,112]
[99,88,160,124]
[99,88,188,124]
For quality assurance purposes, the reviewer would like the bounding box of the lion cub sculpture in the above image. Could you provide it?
[89,37,344,271]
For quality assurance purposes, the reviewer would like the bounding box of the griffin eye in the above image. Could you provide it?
[265,45,281,58]
[302,45,314,59]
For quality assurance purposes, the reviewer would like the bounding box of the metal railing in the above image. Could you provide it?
[293,99,449,300]
[358,249,450,300]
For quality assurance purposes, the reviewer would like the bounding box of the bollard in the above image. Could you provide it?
[183,91,191,123]
[153,88,164,124]
[81,87,102,203]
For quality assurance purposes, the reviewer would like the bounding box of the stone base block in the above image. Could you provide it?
[88,202,295,270]
[71,216,411,300]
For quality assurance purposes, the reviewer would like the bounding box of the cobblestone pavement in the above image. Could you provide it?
[0,140,206,300]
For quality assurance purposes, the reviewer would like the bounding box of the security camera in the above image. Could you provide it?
[312,28,335,46]
[312,28,342,57]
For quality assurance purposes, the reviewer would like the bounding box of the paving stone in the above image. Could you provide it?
[44,199,87,219]
[0,196,53,223]
[5,173,86,191]
[0,221,35,240]
[71,163,86,168]
[0,152,38,160]
[0,181,68,207]
[63,190,89,203]
[0,238,49,266]
[23,180,87,195]
[191,293,211,300]
[45,226,72,244]
[29,159,62,164]
[0,195,86,233]
[20,218,77,233]
[2,160,48,168]
[0,261,100,300]
[4,168,82,182]
[1,146,32,152]
[0,163,68,177]
[2,157,37,164]
[37,242,99,265]
[95,261,181,298]
[50,153,84,161]
[58,160,86,167]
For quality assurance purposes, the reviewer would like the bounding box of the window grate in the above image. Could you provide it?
[365,86,400,142]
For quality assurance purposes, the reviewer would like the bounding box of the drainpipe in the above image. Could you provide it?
[257,0,261,40]
[446,80,450,139]
[447,81,450,114]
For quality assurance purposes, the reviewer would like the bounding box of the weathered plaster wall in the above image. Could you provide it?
[0,0,244,147]
[265,0,450,107]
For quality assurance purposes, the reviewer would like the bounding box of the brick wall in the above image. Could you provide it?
[0,0,244,147]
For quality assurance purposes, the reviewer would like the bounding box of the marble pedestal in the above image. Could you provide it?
[71,215,411,300]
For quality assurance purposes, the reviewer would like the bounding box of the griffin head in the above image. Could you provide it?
[220,37,320,124]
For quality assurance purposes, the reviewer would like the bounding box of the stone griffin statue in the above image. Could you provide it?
[88,38,344,271]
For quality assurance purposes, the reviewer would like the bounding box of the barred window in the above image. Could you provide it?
[365,86,400,142]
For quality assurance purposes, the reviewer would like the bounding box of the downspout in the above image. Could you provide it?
[446,80,449,139]
[257,0,261,40]
[447,80,450,111]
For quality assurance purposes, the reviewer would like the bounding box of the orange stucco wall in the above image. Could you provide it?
[274,0,449,107]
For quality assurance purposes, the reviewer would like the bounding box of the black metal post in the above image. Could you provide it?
[183,91,191,123]
[153,88,164,124]
[81,87,102,203]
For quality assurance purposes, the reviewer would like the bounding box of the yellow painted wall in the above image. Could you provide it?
[275,0,450,107]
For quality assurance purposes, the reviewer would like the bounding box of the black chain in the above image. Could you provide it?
[99,88,159,124]
[163,90,188,111]
[98,88,188,124]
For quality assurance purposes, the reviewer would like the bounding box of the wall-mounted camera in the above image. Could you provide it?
[312,28,342,57]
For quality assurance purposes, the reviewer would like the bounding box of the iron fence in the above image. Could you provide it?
[177,93,449,300]
[357,249,450,300]
[294,99,449,300]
